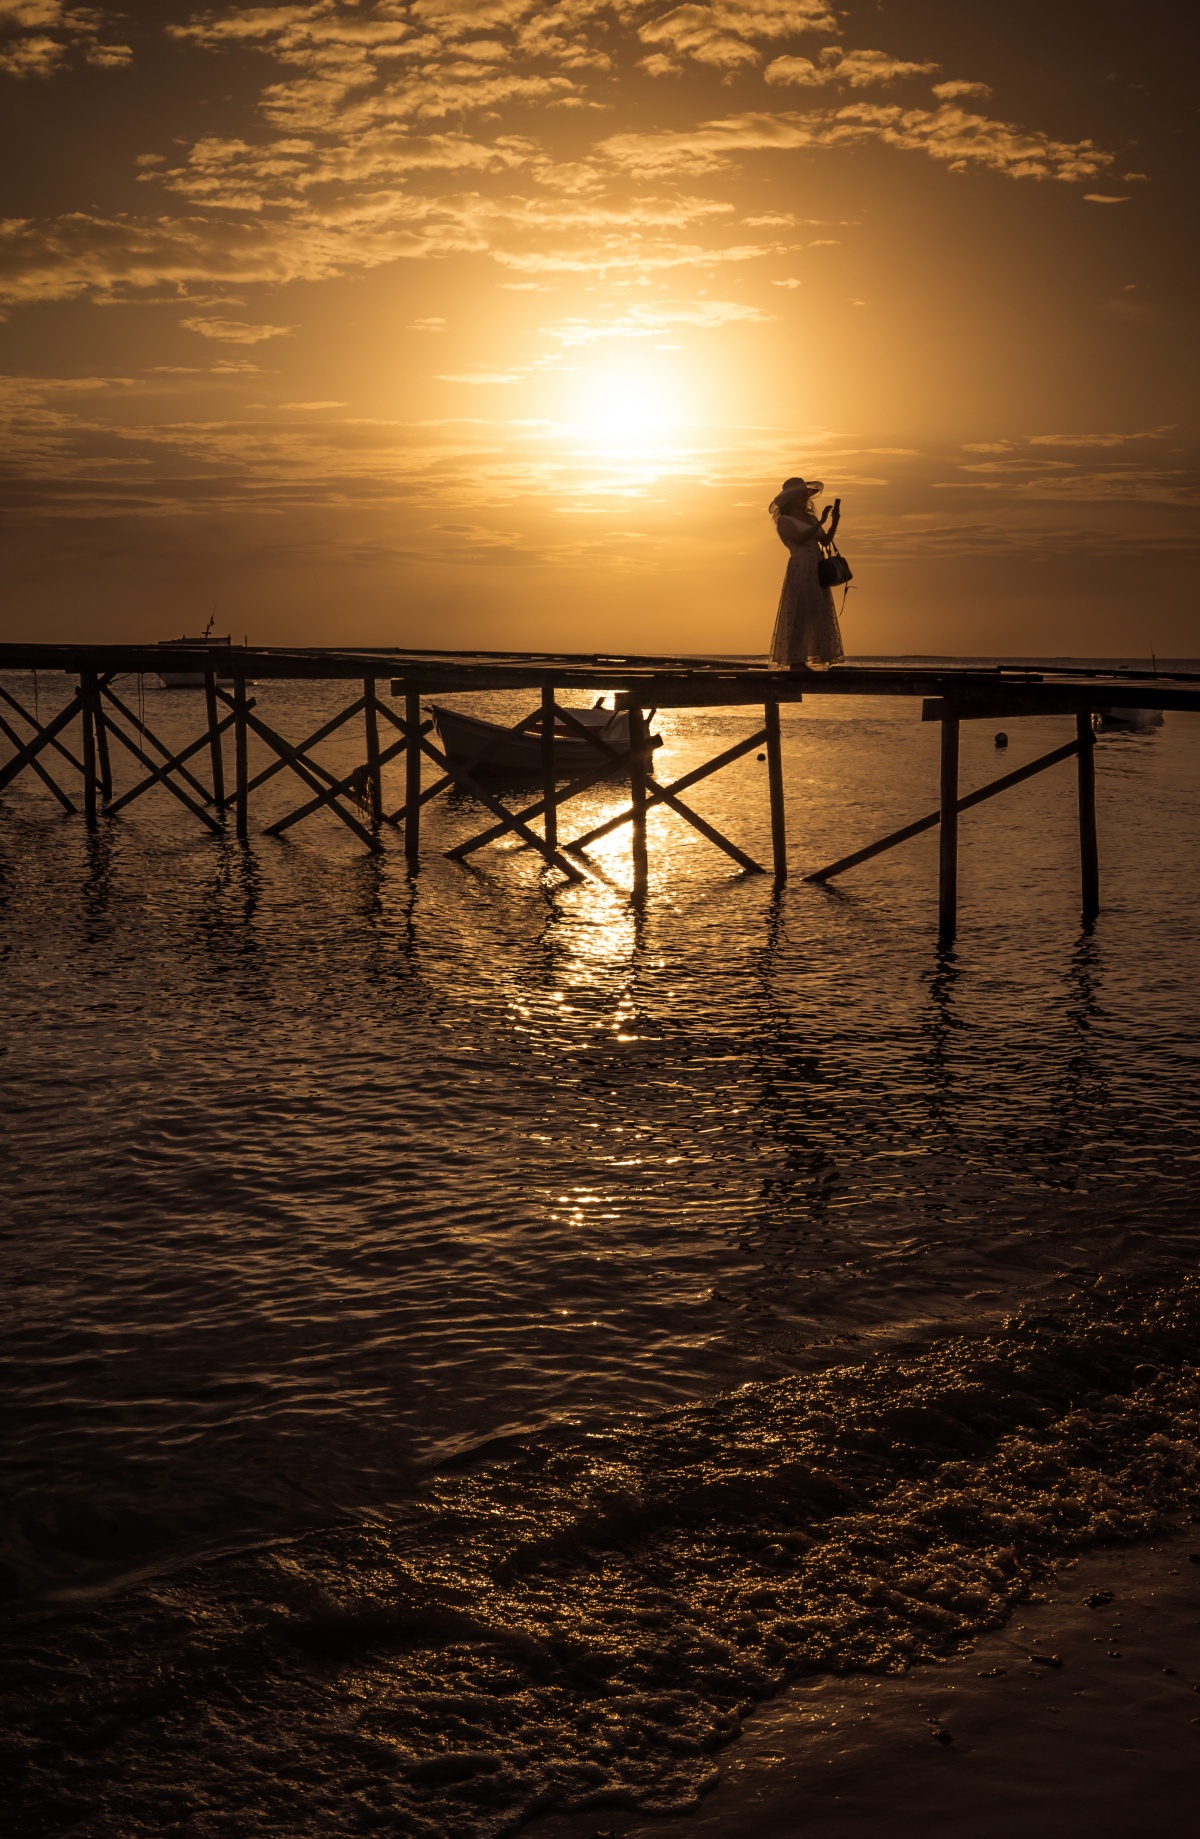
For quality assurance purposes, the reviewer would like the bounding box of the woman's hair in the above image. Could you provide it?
[768,486,812,522]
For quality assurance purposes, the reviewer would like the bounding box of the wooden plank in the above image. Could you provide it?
[939,709,960,942]
[764,700,786,882]
[923,695,1090,723]
[1077,712,1099,925]
[804,736,1082,883]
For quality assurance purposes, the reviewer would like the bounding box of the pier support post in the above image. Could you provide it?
[628,703,648,897]
[938,705,959,942]
[764,699,787,882]
[81,670,98,827]
[1076,711,1099,925]
[204,671,225,808]
[541,684,557,853]
[234,675,249,840]
[405,687,421,864]
[363,677,383,831]
[93,682,113,805]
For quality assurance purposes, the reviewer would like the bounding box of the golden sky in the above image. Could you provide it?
[1,0,1196,654]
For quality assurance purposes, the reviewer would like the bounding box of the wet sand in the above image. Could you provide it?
[531,1533,1200,1839]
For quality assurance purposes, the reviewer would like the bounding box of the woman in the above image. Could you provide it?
[768,475,844,670]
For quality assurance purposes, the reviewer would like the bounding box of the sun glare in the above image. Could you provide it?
[571,356,687,446]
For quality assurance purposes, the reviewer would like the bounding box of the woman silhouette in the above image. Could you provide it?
[768,475,844,670]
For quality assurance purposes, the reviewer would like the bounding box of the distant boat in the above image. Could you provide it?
[156,620,234,688]
[1095,706,1164,731]
[429,701,662,777]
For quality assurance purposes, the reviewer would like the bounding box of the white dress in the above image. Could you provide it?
[769,511,844,670]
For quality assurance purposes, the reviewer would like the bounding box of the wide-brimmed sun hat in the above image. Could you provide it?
[779,475,823,498]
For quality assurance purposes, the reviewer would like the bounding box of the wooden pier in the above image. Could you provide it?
[2,644,1197,939]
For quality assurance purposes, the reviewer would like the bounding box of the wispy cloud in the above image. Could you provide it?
[181,316,296,344]
[764,48,939,89]
[601,103,1112,183]
[541,297,772,342]
[637,1,838,75]
[0,1,129,78]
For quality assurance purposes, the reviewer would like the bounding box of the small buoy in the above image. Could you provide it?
[994,731,1009,748]
[757,753,766,762]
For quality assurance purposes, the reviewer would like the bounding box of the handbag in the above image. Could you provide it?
[818,542,853,589]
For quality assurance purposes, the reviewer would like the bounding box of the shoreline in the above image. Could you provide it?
[530,1531,1200,1839]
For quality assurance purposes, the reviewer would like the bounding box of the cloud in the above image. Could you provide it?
[932,78,991,100]
[637,1,838,74]
[1027,426,1174,448]
[600,104,1112,183]
[0,2,130,78]
[541,297,772,343]
[180,316,297,344]
[157,128,540,212]
[765,48,939,89]
[1083,193,1130,204]
[436,369,524,383]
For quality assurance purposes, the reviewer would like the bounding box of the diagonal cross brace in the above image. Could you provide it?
[0,688,89,794]
[447,749,638,860]
[804,735,1082,883]
[104,708,243,816]
[99,704,223,833]
[264,731,408,837]
[380,702,542,823]
[101,684,216,808]
[0,709,77,811]
[211,687,382,852]
[241,696,367,799]
[0,684,94,787]
[554,705,766,874]
[404,719,585,882]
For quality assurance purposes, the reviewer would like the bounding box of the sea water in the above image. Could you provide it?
[3,664,1200,1834]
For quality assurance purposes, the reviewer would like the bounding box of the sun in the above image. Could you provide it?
[571,353,686,446]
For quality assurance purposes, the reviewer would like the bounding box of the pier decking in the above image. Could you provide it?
[2,644,1197,939]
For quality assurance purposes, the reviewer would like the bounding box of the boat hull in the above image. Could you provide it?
[430,704,660,776]
[1095,706,1164,731]
[156,635,235,689]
